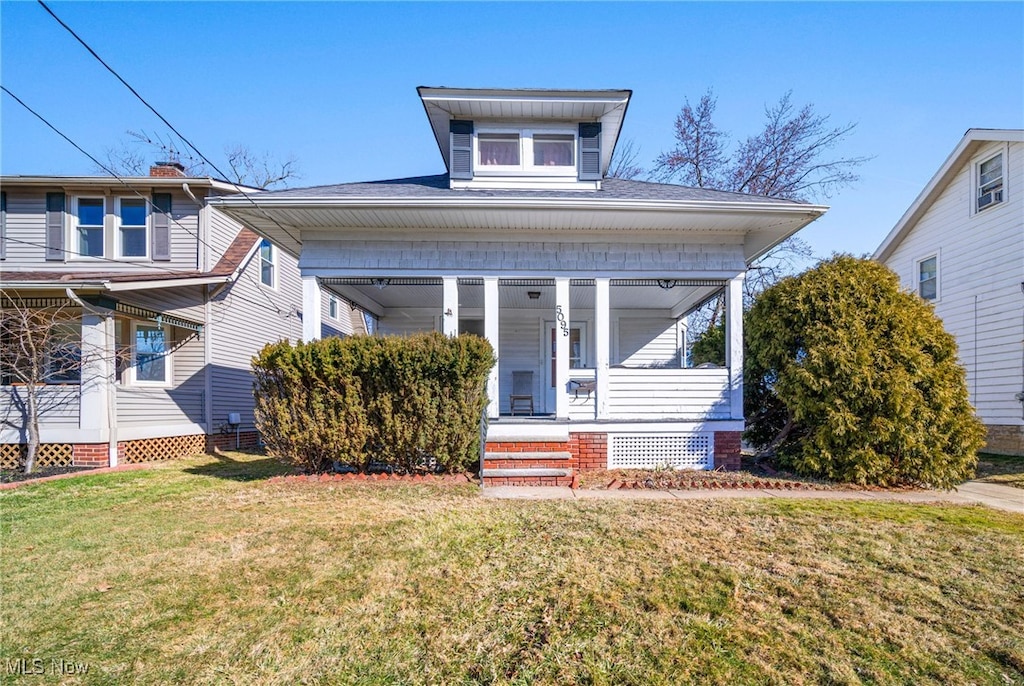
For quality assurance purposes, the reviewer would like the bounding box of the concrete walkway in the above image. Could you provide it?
[482,480,1024,514]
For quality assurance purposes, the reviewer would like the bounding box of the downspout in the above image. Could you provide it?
[66,288,118,467]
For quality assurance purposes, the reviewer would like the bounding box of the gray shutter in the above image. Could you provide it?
[0,191,6,260]
[578,123,602,181]
[450,120,473,180]
[152,193,172,261]
[45,192,65,261]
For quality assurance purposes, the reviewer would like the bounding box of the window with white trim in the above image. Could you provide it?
[328,295,339,320]
[918,255,938,301]
[977,153,1004,211]
[476,128,577,174]
[75,197,105,257]
[131,322,170,385]
[116,197,148,258]
[259,239,276,288]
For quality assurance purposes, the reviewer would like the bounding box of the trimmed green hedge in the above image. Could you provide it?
[252,332,494,474]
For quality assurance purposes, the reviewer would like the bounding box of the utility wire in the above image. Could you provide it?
[0,84,285,315]
[37,0,304,248]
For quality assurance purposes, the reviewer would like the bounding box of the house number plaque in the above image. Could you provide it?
[555,306,569,336]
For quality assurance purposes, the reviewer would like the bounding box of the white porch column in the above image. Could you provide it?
[302,275,322,343]
[725,274,745,420]
[595,278,610,419]
[484,277,500,419]
[555,277,570,419]
[79,314,111,444]
[442,277,459,337]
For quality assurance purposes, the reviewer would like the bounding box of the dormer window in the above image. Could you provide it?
[474,128,577,175]
[534,135,575,167]
[479,134,520,167]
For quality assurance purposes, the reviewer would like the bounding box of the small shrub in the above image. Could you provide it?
[744,255,985,489]
[253,332,494,474]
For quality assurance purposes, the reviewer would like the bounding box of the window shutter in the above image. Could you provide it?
[578,123,602,181]
[45,192,65,261]
[450,120,473,180]
[151,192,172,261]
[0,191,6,260]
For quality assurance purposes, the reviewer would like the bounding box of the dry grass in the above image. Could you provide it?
[1,451,1022,685]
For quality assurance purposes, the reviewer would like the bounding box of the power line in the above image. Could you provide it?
[37,0,304,248]
[0,84,285,315]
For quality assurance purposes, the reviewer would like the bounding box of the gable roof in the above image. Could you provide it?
[417,87,631,177]
[874,129,1024,262]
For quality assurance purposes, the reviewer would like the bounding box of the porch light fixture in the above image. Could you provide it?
[657,279,677,290]
[371,278,390,290]
[527,291,541,300]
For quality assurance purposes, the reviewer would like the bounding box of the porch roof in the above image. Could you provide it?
[211,175,827,263]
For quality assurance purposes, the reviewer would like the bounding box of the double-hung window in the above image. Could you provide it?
[977,153,1004,211]
[259,239,276,288]
[76,197,105,257]
[918,256,938,301]
[117,197,148,258]
[132,322,170,385]
[328,295,339,320]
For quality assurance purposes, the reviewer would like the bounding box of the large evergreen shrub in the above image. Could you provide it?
[252,332,494,474]
[744,255,984,488]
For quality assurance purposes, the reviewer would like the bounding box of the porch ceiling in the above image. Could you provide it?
[322,279,721,317]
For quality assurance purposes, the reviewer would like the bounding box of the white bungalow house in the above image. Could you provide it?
[213,87,827,484]
[875,129,1024,456]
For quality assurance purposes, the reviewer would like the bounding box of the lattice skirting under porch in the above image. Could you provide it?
[123,434,206,463]
[0,443,75,469]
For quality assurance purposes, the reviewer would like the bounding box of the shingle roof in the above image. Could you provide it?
[244,174,804,205]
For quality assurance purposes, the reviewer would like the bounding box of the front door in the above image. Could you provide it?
[544,322,585,412]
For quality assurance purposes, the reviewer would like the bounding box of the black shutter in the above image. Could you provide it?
[45,192,65,261]
[450,120,473,180]
[0,191,6,260]
[152,193,172,261]
[578,123,602,181]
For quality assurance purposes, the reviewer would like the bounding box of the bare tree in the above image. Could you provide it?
[653,91,728,189]
[224,144,301,190]
[97,130,302,189]
[654,89,868,202]
[1,299,98,473]
[653,90,869,362]
[607,137,646,180]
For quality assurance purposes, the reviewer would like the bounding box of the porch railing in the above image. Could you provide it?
[563,367,731,421]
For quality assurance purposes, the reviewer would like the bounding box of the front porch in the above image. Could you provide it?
[301,275,746,480]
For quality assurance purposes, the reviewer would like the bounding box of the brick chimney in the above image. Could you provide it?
[149,161,186,178]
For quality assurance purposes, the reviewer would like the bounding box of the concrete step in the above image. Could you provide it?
[481,468,574,478]
[484,451,572,461]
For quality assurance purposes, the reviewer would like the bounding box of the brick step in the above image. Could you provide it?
[484,451,572,461]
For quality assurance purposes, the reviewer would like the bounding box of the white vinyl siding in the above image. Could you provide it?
[209,244,303,433]
[883,140,1024,427]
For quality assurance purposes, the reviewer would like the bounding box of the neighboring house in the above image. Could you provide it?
[0,163,363,471]
[875,129,1024,456]
[212,87,828,485]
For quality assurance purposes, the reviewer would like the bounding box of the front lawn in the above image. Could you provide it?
[2,452,1022,685]
[975,452,1024,489]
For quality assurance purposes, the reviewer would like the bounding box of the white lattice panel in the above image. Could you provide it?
[608,433,713,470]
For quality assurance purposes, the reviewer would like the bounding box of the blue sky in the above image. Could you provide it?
[2,2,1022,259]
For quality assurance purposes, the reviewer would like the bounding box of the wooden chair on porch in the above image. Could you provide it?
[509,371,534,416]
